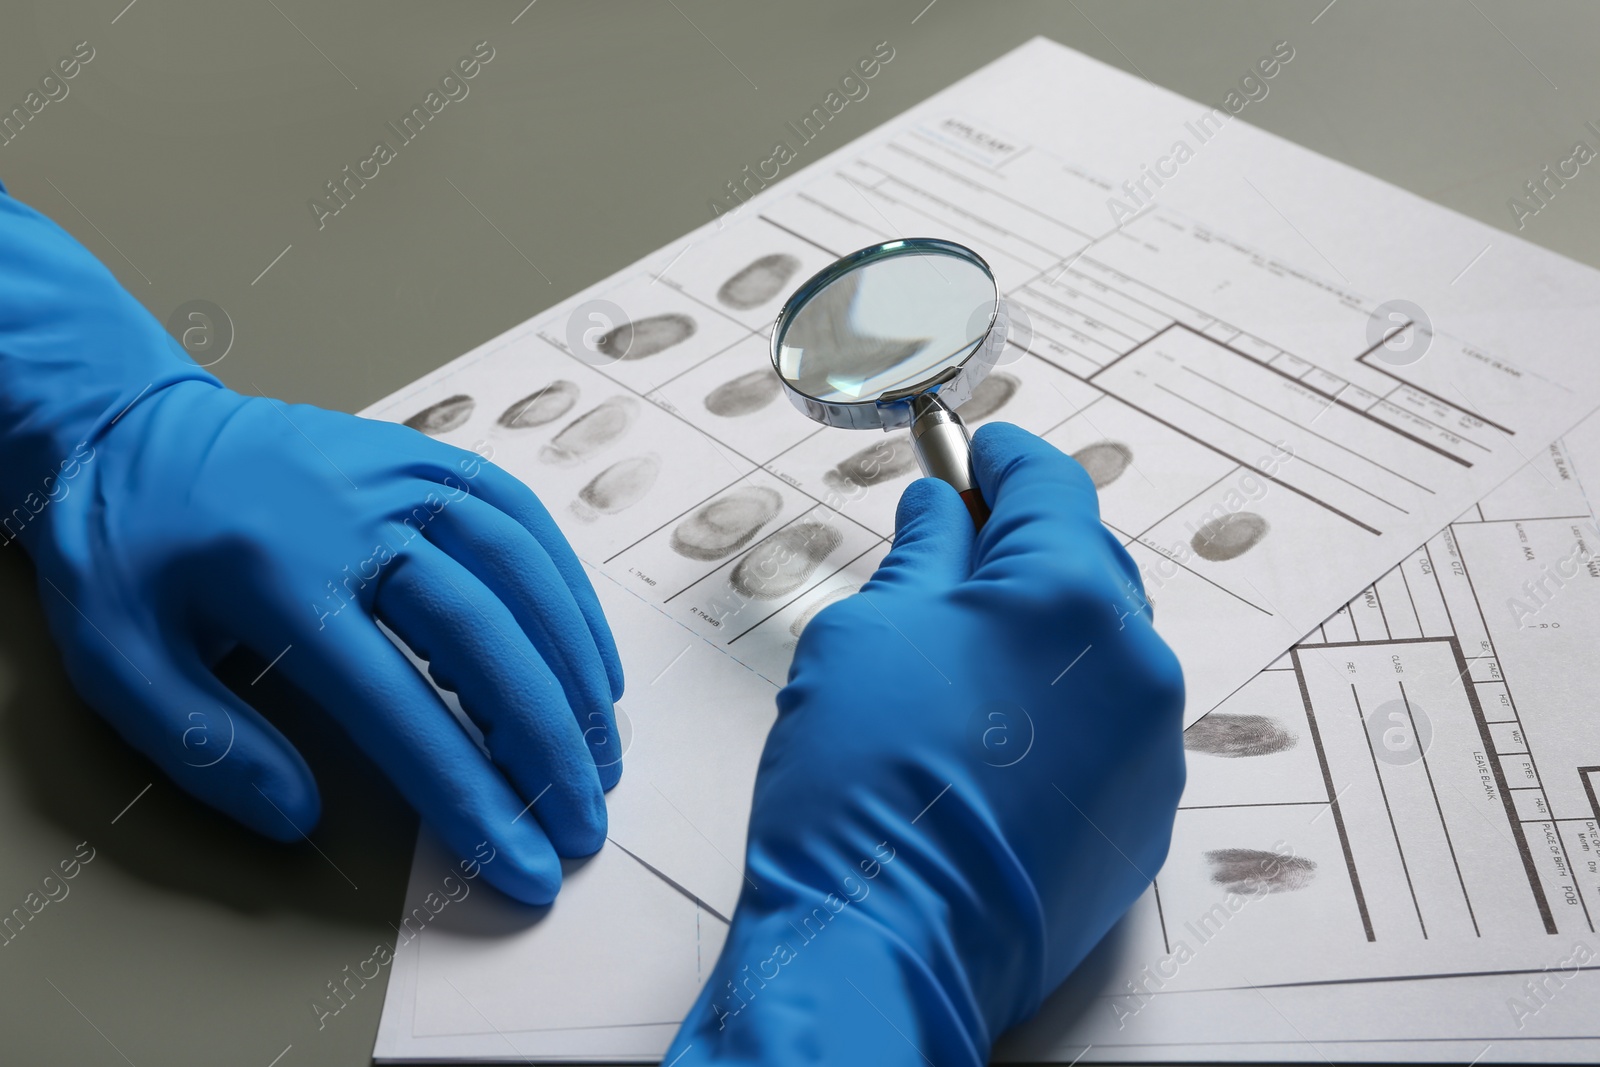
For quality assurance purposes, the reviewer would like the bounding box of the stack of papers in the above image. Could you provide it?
[367,38,1600,1062]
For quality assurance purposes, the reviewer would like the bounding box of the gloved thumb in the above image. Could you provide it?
[862,476,975,594]
[64,634,321,842]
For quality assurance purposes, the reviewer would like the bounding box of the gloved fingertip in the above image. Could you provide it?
[165,717,322,844]
[970,421,1099,525]
[902,477,974,535]
[235,770,322,844]
[604,656,626,704]
[594,750,624,792]
[971,421,1043,484]
[544,790,609,858]
[970,419,1036,454]
[867,478,973,591]
[894,474,950,521]
[479,830,565,906]
[579,699,625,790]
[496,739,609,858]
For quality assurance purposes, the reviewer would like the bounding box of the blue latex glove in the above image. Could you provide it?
[0,186,623,904]
[666,424,1186,1065]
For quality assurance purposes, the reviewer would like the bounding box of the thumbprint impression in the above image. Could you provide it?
[1071,441,1133,489]
[596,313,696,361]
[1191,512,1270,562]
[823,434,919,494]
[955,372,1020,422]
[405,394,475,436]
[670,485,784,561]
[1205,848,1316,896]
[790,585,857,637]
[730,523,843,600]
[572,455,660,522]
[718,253,802,311]
[1185,714,1299,758]
[704,367,782,418]
[498,380,580,429]
[540,396,639,465]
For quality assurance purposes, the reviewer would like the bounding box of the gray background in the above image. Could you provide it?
[0,1,1595,1064]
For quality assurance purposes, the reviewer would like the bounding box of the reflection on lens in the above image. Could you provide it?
[776,247,995,405]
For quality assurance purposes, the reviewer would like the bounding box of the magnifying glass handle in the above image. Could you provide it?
[908,396,989,531]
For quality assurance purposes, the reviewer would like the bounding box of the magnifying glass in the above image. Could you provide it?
[771,238,1008,528]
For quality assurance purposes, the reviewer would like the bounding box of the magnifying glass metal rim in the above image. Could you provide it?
[768,237,1005,432]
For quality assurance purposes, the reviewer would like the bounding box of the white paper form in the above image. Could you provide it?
[375,403,1600,1066]
[993,414,1600,1061]
[366,37,1600,923]
[369,37,1600,1062]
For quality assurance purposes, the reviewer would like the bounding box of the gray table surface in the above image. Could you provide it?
[1,2,1597,1064]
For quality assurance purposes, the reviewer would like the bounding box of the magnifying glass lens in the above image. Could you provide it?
[771,239,1004,529]
[776,252,995,404]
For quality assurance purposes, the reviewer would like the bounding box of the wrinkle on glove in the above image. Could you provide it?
[667,424,1186,1065]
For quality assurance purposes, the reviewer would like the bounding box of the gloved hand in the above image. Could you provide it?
[666,423,1186,1065]
[0,186,622,905]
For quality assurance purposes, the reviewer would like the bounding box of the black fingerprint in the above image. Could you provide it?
[498,381,579,429]
[1071,441,1133,489]
[539,396,638,465]
[718,253,802,311]
[670,485,784,561]
[730,523,843,600]
[405,394,474,436]
[1191,512,1269,562]
[1185,714,1298,758]
[596,313,696,361]
[823,433,919,494]
[572,455,660,521]
[1205,848,1316,896]
[789,585,856,637]
[955,372,1019,422]
[704,367,782,418]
